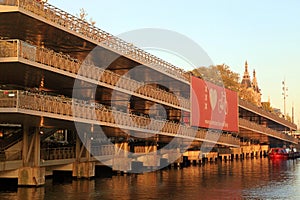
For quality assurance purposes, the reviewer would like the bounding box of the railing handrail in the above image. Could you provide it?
[239,118,298,144]
[0,0,190,82]
[0,149,22,161]
[239,99,297,130]
[41,146,75,160]
[0,90,239,146]
[0,39,190,110]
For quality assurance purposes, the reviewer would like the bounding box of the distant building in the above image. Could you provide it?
[240,61,262,106]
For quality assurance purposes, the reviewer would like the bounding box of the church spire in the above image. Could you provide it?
[241,60,251,88]
[252,69,260,93]
[240,61,262,107]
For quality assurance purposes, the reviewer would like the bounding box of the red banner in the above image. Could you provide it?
[191,76,238,132]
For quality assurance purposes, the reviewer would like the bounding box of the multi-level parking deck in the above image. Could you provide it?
[0,0,298,186]
[0,0,242,186]
[0,0,192,122]
[239,99,298,145]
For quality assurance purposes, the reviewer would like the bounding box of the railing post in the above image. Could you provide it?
[16,40,20,57]
[16,90,19,109]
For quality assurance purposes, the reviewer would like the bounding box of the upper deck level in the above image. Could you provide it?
[0,0,297,145]
[0,39,190,112]
[239,99,297,131]
[238,99,297,144]
[0,0,190,85]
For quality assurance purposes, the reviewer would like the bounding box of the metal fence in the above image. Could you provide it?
[0,0,190,82]
[0,149,22,161]
[0,90,240,146]
[239,99,297,130]
[239,118,298,144]
[0,39,190,110]
[41,147,75,160]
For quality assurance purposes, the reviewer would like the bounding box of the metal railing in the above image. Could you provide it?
[41,147,75,160]
[0,40,18,57]
[0,90,240,147]
[0,149,22,161]
[239,99,297,130]
[239,118,298,144]
[0,0,190,82]
[0,39,190,110]
[91,144,115,156]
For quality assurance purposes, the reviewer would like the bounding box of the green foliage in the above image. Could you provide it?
[191,64,240,91]
[191,64,258,106]
[239,87,256,103]
[261,101,273,113]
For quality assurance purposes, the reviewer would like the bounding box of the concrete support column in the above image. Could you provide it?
[123,142,129,157]
[22,125,29,167]
[73,133,95,179]
[21,128,41,166]
[113,142,131,172]
[85,133,91,161]
[34,128,41,167]
[18,167,45,187]
[19,127,45,186]
[75,133,81,160]
[72,161,95,179]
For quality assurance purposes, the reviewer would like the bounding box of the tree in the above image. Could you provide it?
[261,101,273,113]
[216,64,240,91]
[191,64,240,91]
[191,64,260,105]
[239,87,257,104]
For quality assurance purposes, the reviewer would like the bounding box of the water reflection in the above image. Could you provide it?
[17,187,45,200]
[1,158,300,199]
[243,159,300,199]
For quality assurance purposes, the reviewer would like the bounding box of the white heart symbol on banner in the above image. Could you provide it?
[209,88,217,110]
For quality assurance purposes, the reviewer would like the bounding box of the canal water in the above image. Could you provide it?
[1,158,300,199]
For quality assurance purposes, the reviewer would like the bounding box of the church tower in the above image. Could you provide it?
[241,61,251,88]
[239,61,262,106]
[252,69,261,105]
[252,70,260,93]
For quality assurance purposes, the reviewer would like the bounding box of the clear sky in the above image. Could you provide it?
[49,0,300,126]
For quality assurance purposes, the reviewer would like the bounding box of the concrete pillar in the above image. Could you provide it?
[18,127,45,186]
[18,167,45,186]
[22,125,29,167]
[34,128,41,167]
[241,153,244,159]
[112,142,131,172]
[73,133,95,179]
[75,133,81,160]
[85,134,91,161]
[72,161,95,179]
[124,142,129,157]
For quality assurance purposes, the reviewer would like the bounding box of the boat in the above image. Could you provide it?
[268,148,289,159]
[268,147,300,159]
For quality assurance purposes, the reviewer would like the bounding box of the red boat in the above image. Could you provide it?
[268,148,289,159]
